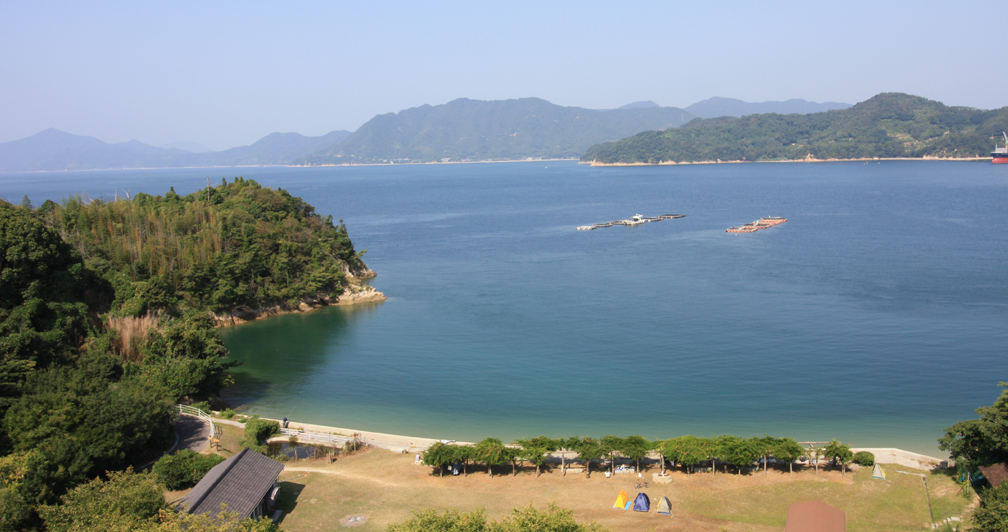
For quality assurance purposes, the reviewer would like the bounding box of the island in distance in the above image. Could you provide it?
[582,93,1008,165]
[0,96,851,172]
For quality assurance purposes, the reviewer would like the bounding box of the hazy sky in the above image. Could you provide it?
[1,1,1002,150]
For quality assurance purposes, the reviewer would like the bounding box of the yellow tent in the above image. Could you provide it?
[613,490,630,509]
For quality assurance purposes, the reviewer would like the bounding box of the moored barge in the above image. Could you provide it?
[727,217,787,233]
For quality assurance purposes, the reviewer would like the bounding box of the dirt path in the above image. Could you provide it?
[282,466,403,488]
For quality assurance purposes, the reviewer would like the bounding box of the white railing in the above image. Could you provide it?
[176,404,219,439]
[279,427,363,446]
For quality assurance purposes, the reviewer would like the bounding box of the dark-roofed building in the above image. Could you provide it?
[979,463,1008,488]
[785,500,845,532]
[180,447,285,520]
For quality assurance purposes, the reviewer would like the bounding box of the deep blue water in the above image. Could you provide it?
[4,160,1006,455]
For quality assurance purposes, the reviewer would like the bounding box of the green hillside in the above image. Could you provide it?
[581,93,1008,164]
[298,97,695,164]
[0,180,370,528]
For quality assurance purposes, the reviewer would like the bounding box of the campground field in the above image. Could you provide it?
[186,425,974,532]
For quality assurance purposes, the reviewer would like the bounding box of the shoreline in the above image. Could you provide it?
[211,270,386,328]
[585,156,993,166]
[243,414,949,470]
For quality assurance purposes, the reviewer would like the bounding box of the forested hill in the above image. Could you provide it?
[581,93,1008,164]
[297,97,696,164]
[684,97,850,118]
[0,180,370,528]
[37,178,370,314]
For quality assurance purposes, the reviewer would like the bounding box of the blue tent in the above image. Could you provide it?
[633,492,650,512]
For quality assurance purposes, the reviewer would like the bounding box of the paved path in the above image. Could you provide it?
[174,413,211,454]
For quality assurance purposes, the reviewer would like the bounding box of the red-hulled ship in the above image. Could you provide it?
[993,132,1008,164]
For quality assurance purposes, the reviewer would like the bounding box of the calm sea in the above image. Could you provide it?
[3,160,1006,455]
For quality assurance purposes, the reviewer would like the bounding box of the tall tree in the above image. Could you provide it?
[574,437,603,478]
[474,438,508,478]
[773,437,805,477]
[515,436,558,478]
[662,436,707,476]
[621,435,651,474]
[822,440,853,476]
[600,435,624,476]
[940,382,1008,467]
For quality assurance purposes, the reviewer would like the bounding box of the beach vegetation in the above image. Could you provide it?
[598,435,624,476]
[473,438,509,478]
[772,437,806,477]
[513,436,558,478]
[822,440,854,476]
[852,450,875,467]
[420,442,452,476]
[716,435,761,475]
[572,437,604,478]
[619,435,650,474]
[661,435,707,475]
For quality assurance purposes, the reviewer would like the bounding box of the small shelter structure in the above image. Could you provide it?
[613,490,630,510]
[871,463,886,480]
[785,500,845,532]
[179,447,285,521]
[633,492,650,512]
[656,496,673,515]
[979,463,1008,488]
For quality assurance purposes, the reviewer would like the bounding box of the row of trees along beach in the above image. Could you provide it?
[422,435,867,479]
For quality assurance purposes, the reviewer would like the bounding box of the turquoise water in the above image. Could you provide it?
[4,161,1007,456]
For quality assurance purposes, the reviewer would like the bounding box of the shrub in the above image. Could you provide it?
[190,400,213,414]
[219,408,236,419]
[152,450,226,490]
[39,468,165,532]
[240,416,280,450]
[972,482,1008,532]
[852,451,875,467]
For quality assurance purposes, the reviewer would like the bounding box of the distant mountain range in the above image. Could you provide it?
[0,129,351,172]
[582,93,1008,164]
[0,95,862,171]
[298,97,695,165]
[684,97,850,119]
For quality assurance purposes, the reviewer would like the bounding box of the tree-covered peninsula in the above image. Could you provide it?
[581,93,1008,164]
[0,179,375,529]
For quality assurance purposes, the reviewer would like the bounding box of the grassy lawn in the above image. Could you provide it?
[268,449,972,532]
[194,424,971,531]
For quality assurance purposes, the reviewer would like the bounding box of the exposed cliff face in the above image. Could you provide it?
[209,277,386,328]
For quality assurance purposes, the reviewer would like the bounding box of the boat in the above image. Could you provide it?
[992,132,1008,164]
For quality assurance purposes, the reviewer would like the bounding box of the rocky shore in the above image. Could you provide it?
[209,266,387,327]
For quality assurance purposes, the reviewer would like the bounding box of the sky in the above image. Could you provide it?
[1,0,1003,151]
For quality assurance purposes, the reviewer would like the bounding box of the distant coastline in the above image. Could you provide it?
[0,158,581,175]
[586,156,993,167]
